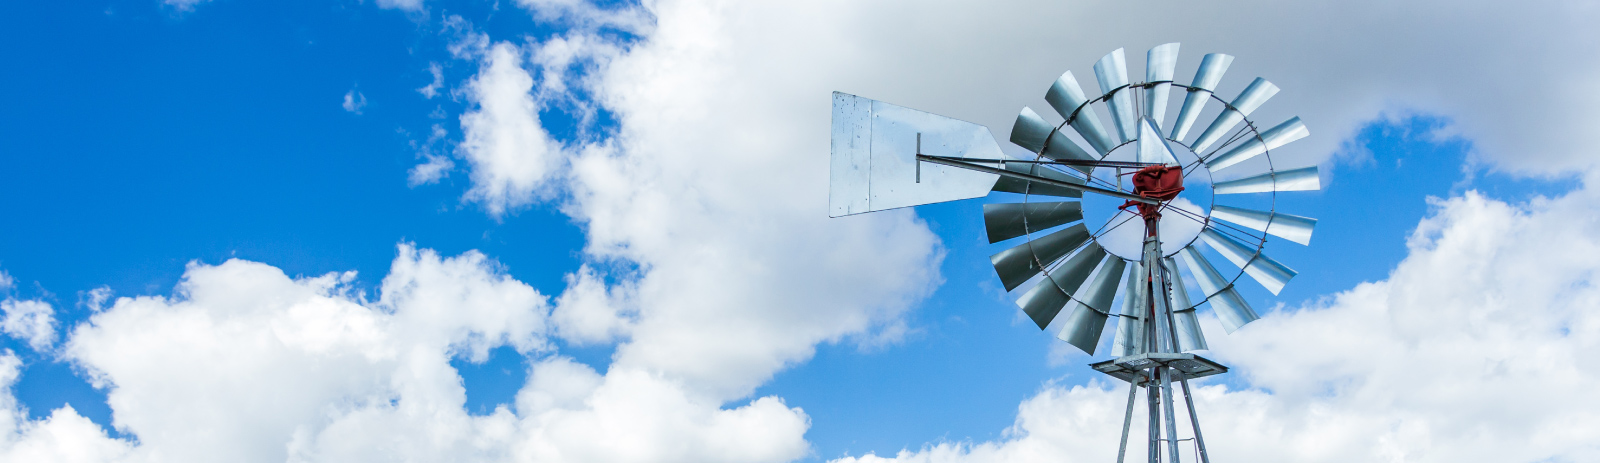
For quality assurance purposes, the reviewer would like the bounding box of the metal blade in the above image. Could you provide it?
[1199,228,1298,295]
[1170,53,1233,141]
[991,223,1090,291]
[1045,71,1118,155]
[983,201,1083,244]
[1144,43,1180,130]
[1209,205,1317,245]
[1213,166,1320,194]
[1177,246,1259,333]
[1016,242,1106,329]
[1190,78,1280,153]
[1094,48,1137,144]
[1204,117,1310,172]
[1111,261,1148,357]
[1010,107,1097,173]
[829,92,1002,217]
[991,162,1085,198]
[1136,117,1180,165]
[1055,255,1127,354]
[1164,257,1208,351]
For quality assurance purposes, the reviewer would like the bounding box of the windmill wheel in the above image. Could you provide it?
[988,44,1319,356]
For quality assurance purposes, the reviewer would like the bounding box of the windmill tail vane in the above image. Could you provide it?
[829,43,1320,463]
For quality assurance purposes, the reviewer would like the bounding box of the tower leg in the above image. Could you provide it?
[1147,379,1160,463]
[1178,373,1211,463]
[1116,374,1140,463]
[1160,367,1183,463]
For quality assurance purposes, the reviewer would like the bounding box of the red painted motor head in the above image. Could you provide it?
[1121,165,1185,222]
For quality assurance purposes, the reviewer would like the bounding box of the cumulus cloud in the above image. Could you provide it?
[341,90,367,115]
[375,0,425,13]
[161,0,211,13]
[0,245,813,463]
[408,153,454,186]
[0,271,56,352]
[551,265,635,345]
[10,0,1600,461]
[408,124,455,186]
[0,352,133,462]
[833,179,1600,462]
[456,42,569,217]
[418,62,444,99]
[78,287,112,313]
[0,300,55,352]
[515,0,654,33]
[435,0,1600,459]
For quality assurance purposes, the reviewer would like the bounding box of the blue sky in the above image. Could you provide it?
[2,1,1599,462]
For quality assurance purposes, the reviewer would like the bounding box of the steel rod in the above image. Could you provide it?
[1178,373,1212,463]
[1148,379,1160,463]
[922,156,1163,169]
[915,155,1159,204]
[1117,374,1140,463]
[1160,368,1183,463]
[1144,218,1184,463]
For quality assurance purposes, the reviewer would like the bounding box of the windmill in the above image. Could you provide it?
[829,43,1317,463]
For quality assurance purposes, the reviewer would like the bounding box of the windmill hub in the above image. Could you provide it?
[1079,139,1213,262]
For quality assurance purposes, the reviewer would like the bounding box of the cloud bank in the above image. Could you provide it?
[835,177,1600,462]
[0,245,812,463]
[6,0,1600,461]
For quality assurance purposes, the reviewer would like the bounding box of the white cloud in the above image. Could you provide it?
[164,0,424,15]
[408,124,454,186]
[408,154,454,186]
[78,287,112,313]
[342,90,367,115]
[456,43,568,217]
[0,244,813,463]
[551,265,635,345]
[0,352,134,463]
[418,62,444,99]
[0,299,55,352]
[832,179,1600,462]
[10,0,1599,461]
[515,0,654,33]
[440,0,1600,458]
[375,0,425,13]
[161,0,211,13]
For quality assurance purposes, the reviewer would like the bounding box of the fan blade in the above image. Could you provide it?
[1056,255,1127,354]
[1111,261,1148,358]
[991,223,1091,291]
[1045,71,1118,155]
[1213,166,1320,194]
[1170,53,1233,141]
[983,201,1083,244]
[1190,78,1280,153]
[1204,117,1310,172]
[1164,257,1208,352]
[1199,228,1298,295]
[1209,205,1317,245]
[991,162,1085,198]
[1094,48,1137,144]
[1136,118,1180,165]
[1016,242,1106,329]
[1177,246,1260,333]
[1010,107,1097,173]
[830,92,1002,217]
[1144,43,1180,130]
